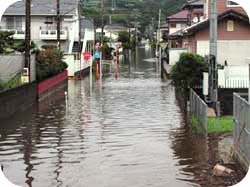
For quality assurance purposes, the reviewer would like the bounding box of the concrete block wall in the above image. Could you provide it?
[0,83,37,120]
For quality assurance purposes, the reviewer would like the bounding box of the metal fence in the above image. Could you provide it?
[190,89,208,131]
[233,93,250,168]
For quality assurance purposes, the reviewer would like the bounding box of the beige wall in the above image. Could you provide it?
[196,40,250,65]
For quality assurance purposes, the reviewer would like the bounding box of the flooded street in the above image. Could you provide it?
[0,48,245,187]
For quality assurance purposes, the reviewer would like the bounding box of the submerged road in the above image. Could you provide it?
[0,48,243,187]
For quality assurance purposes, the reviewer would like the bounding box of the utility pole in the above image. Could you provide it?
[57,0,61,49]
[157,9,161,76]
[78,0,82,79]
[101,0,104,44]
[25,0,31,82]
[100,0,104,80]
[209,0,219,115]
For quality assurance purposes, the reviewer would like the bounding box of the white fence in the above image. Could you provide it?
[233,93,250,170]
[190,89,208,131]
[218,66,249,88]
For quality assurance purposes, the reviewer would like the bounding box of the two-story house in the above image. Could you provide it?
[0,0,94,77]
[166,0,205,64]
[182,0,250,66]
[167,0,250,88]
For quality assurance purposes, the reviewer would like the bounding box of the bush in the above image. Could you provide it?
[118,31,130,49]
[0,31,14,54]
[36,48,68,82]
[170,52,208,96]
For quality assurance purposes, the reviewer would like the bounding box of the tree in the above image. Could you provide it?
[118,31,130,49]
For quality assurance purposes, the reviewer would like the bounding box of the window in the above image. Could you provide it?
[227,20,234,32]
[6,17,14,29]
[6,17,23,30]
[227,0,240,7]
[170,23,176,28]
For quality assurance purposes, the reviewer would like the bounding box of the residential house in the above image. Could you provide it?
[167,0,250,88]
[182,10,250,66]
[166,0,205,65]
[96,23,129,41]
[0,0,94,77]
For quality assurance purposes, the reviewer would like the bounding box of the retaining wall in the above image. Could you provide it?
[0,82,37,120]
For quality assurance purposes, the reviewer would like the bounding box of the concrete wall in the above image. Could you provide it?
[0,54,36,83]
[0,55,24,83]
[196,40,250,65]
[169,48,188,65]
[0,82,37,120]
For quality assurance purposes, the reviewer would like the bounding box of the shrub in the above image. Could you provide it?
[118,31,130,49]
[0,31,14,54]
[36,48,68,82]
[170,52,208,97]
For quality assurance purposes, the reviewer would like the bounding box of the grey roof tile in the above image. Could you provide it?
[4,0,78,16]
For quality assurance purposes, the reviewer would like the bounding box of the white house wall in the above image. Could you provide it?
[197,40,250,65]
[169,48,188,65]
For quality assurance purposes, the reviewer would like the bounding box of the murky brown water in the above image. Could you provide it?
[0,48,245,187]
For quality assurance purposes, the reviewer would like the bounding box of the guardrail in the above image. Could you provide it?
[190,89,208,131]
[233,93,250,169]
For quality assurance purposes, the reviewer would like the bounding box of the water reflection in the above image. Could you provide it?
[0,48,245,187]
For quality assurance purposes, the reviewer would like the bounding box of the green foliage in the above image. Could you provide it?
[207,116,233,133]
[0,31,14,54]
[170,53,208,96]
[118,31,130,49]
[12,40,38,53]
[81,0,186,33]
[102,43,112,60]
[36,48,68,82]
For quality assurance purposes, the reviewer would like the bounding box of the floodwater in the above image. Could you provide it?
[0,48,245,187]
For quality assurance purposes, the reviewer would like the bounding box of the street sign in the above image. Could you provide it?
[83,52,91,61]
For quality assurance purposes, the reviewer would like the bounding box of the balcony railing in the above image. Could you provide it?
[0,27,25,39]
[39,26,68,40]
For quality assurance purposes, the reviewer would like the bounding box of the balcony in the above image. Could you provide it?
[0,27,25,39]
[39,27,68,40]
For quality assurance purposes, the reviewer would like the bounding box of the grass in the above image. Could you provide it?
[207,116,233,133]
[190,115,233,134]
